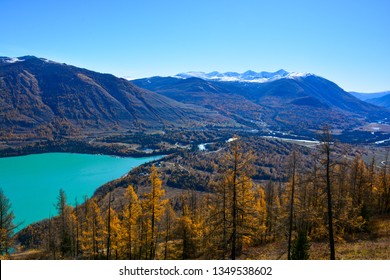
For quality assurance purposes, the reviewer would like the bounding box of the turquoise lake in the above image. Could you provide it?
[0,153,160,230]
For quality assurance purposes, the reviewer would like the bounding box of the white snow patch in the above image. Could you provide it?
[287,72,312,78]
[3,57,24,63]
[176,71,208,79]
[41,58,60,64]
[226,137,238,143]
[215,76,241,82]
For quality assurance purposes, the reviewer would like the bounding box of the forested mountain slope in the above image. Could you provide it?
[0,56,235,139]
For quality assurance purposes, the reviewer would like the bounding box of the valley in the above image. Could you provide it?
[1,57,389,260]
[1,57,389,147]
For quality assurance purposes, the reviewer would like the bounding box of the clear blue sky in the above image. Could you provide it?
[1,0,389,92]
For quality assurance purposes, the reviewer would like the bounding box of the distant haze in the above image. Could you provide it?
[350,91,390,101]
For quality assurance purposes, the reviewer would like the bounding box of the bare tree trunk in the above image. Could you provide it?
[322,127,336,260]
[231,143,238,260]
[222,182,228,259]
[48,216,56,259]
[128,204,132,260]
[164,215,170,260]
[150,189,156,260]
[106,192,111,260]
[383,152,389,213]
[288,150,297,260]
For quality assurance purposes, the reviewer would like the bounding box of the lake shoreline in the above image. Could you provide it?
[0,152,163,229]
[0,139,172,159]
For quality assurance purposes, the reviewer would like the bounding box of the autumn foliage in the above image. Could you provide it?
[10,139,390,260]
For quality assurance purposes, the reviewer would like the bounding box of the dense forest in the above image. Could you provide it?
[3,128,389,260]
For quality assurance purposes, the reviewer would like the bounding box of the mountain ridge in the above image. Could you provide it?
[174,69,312,83]
[1,56,389,141]
[0,56,235,139]
[350,91,390,101]
[134,72,389,133]
[366,93,390,109]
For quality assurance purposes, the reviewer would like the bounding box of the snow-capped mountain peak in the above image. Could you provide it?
[174,70,313,83]
[0,56,62,65]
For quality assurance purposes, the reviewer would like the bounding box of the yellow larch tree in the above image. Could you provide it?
[105,207,121,259]
[80,198,104,259]
[141,165,167,259]
[160,202,177,260]
[207,137,258,259]
[120,185,142,259]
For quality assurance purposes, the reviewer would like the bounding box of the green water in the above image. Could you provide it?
[0,153,160,230]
